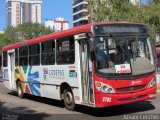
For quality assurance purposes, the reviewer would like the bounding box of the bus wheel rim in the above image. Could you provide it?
[18,86,22,96]
[66,92,73,105]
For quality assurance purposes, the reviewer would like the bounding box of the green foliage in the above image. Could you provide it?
[89,0,160,40]
[0,22,54,49]
[16,22,54,40]
[0,33,7,50]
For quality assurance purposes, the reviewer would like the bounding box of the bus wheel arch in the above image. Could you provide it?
[60,82,76,111]
[60,82,72,100]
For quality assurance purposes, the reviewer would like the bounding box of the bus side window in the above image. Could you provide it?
[19,46,28,66]
[56,36,75,65]
[15,49,19,66]
[41,41,55,65]
[3,52,7,67]
[29,44,40,66]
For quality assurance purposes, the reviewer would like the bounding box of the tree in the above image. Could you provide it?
[89,0,136,22]
[0,33,6,50]
[1,22,54,48]
[15,22,54,40]
[143,1,160,38]
[89,0,160,40]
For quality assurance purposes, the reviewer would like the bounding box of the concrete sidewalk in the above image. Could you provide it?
[157,84,160,92]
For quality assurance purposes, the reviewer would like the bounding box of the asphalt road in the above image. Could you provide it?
[0,82,159,120]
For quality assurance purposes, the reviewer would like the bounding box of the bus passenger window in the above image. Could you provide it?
[41,41,55,65]
[56,36,75,65]
[3,52,7,67]
[19,46,28,66]
[15,49,19,66]
[29,44,40,66]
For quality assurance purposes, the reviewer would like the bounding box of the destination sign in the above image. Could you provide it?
[94,24,148,34]
[115,64,131,74]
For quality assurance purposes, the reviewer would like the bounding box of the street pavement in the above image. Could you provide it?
[0,81,159,120]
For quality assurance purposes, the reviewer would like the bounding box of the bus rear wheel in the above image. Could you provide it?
[17,81,24,99]
[63,89,75,111]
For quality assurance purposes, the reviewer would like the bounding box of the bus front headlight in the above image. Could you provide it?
[148,77,156,88]
[96,82,115,94]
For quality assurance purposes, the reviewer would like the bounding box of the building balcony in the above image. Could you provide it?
[73,0,88,8]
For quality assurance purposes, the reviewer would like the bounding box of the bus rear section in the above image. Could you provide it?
[2,50,17,91]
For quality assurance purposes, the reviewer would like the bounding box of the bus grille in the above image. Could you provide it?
[118,95,147,101]
[116,85,146,93]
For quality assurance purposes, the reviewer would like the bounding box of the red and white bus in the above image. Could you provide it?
[2,22,157,110]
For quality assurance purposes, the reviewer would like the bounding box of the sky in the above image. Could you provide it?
[0,0,73,31]
[0,0,147,31]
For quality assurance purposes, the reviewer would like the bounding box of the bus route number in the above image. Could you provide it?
[102,97,112,102]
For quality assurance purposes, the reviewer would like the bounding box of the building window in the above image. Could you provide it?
[56,36,75,65]
[73,4,88,13]
[19,46,28,66]
[73,12,88,21]
[7,1,12,7]
[41,41,55,65]
[29,44,40,66]
[73,0,86,5]
[74,22,79,27]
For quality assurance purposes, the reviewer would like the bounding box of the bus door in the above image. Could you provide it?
[7,50,16,90]
[79,40,94,105]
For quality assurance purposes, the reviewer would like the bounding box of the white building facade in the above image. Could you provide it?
[45,17,69,31]
[6,0,42,27]
[73,0,89,27]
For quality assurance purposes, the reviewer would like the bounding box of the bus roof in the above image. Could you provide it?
[2,22,144,51]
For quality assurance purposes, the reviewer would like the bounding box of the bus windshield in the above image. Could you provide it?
[94,35,155,76]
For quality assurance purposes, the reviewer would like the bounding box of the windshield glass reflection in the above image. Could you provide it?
[94,35,155,75]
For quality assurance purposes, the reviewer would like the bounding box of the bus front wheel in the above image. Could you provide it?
[63,89,75,111]
[17,81,24,99]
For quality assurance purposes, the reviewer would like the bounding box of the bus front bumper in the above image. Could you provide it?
[95,85,156,108]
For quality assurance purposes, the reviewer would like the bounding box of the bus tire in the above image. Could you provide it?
[17,81,24,99]
[63,89,75,111]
